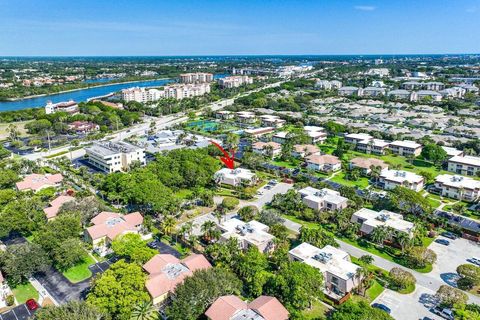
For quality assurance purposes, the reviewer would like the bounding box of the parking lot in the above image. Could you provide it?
[0,304,37,320]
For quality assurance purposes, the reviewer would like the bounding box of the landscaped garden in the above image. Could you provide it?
[62,254,96,283]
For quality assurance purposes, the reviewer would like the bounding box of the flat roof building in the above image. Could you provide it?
[379,168,424,192]
[299,186,348,211]
[214,168,257,187]
[351,208,415,236]
[85,141,146,173]
[219,219,275,253]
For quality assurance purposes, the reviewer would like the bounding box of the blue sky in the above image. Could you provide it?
[1,0,479,56]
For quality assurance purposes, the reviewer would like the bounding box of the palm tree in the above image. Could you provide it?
[370,226,388,247]
[225,133,240,150]
[201,220,217,242]
[264,144,274,159]
[179,221,193,241]
[130,301,158,320]
[160,216,176,236]
[369,165,382,183]
[7,124,19,141]
[396,232,411,254]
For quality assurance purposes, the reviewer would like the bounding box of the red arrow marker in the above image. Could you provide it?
[210,140,235,169]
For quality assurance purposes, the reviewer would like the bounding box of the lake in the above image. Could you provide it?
[0,73,228,112]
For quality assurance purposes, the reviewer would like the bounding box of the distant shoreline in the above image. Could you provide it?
[2,77,173,102]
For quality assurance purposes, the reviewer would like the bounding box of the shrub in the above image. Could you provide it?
[389,267,416,290]
[222,197,239,210]
[6,295,14,306]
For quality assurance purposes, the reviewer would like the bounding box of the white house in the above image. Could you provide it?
[379,168,424,192]
[219,219,275,253]
[388,140,422,157]
[448,155,480,176]
[214,168,257,187]
[292,144,320,158]
[299,187,349,211]
[252,141,282,157]
[434,174,480,202]
[289,243,360,301]
[351,208,415,237]
[305,154,341,172]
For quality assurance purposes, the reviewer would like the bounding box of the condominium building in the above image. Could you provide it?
[351,208,415,237]
[356,138,390,155]
[272,131,289,144]
[362,87,386,97]
[388,140,423,157]
[219,219,275,253]
[215,110,234,120]
[387,89,414,100]
[244,127,275,138]
[379,169,424,192]
[441,146,464,158]
[179,72,213,83]
[218,76,253,88]
[448,155,480,176]
[299,187,349,211]
[205,295,289,320]
[349,157,388,175]
[338,86,361,96]
[163,83,211,99]
[292,144,320,158]
[344,133,373,145]
[259,115,286,128]
[416,90,442,102]
[304,126,327,144]
[235,111,257,124]
[121,87,164,103]
[289,243,360,301]
[45,100,79,114]
[85,141,146,173]
[214,168,257,187]
[305,154,341,172]
[252,141,282,157]
[434,174,480,202]
[315,79,343,90]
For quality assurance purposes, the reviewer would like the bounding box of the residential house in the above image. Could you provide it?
[448,155,480,176]
[434,174,480,202]
[16,173,63,192]
[289,243,360,301]
[379,169,424,191]
[351,208,415,237]
[218,219,275,253]
[85,211,144,256]
[292,144,320,158]
[252,141,281,158]
[388,140,422,157]
[272,131,289,144]
[299,186,349,211]
[214,168,257,187]
[143,254,211,305]
[304,126,327,144]
[43,195,75,221]
[205,295,289,320]
[305,154,341,172]
[349,157,388,175]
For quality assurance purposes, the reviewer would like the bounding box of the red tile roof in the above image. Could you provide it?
[205,295,289,320]
[86,211,143,241]
[43,195,75,219]
[205,295,247,320]
[16,173,63,192]
[249,296,289,320]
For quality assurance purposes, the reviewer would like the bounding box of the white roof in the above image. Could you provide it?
[273,131,288,139]
[357,138,390,147]
[304,126,324,133]
[220,219,274,247]
[389,140,422,149]
[353,208,415,234]
[299,187,347,205]
[345,133,373,141]
[289,243,358,281]
[449,155,480,167]
[441,146,463,157]
[215,168,256,180]
[435,174,480,190]
[417,90,442,96]
[380,168,423,184]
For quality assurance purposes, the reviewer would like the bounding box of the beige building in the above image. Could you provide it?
[305,154,341,172]
[85,141,145,173]
[179,72,213,83]
[252,141,281,158]
[388,140,422,157]
[292,144,320,158]
[219,76,253,88]
[299,187,348,211]
[351,208,415,237]
[349,157,388,175]
[448,155,480,176]
[205,295,289,320]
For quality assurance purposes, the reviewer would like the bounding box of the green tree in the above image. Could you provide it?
[404,246,437,268]
[130,301,158,320]
[456,264,480,290]
[34,300,107,320]
[111,233,157,264]
[238,205,259,221]
[165,268,242,320]
[53,238,88,271]
[0,196,45,238]
[329,300,394,320]
[87,260,150,320]
[389,267,416,290]
[421,143,448,165]
[235,246,269,297]
[435,285,468,307]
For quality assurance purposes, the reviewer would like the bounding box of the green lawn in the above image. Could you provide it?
[271,159,299,169]
[366,280,385,301]
[329,172,370,189]
[12,282,39,304]
[62,254,96,283]
[301,299,330,319]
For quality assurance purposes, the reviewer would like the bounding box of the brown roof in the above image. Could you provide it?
[16,173,63,192]
[143,254,212,299]
[205,295,289,320]
[86,211,143,241]
[306,154,340,165]
[43,195,75,219]
[350,157,388,170]
[293,144,320,154]
[252,141,281,150]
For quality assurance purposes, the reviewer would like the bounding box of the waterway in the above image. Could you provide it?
[0,73,228,112]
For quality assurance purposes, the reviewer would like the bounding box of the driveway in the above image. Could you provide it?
[373,286,441,320]
[35,260,112,304]
[0,304,37,320]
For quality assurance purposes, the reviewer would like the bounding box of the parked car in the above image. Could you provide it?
[435,239,450,246]
[468,257,480,266]
[26,299,39,311]
[147,240,161,249]
[264,185,272,190]
[441,231,458,240]
[371,303,391,314]
[430,306,454,320]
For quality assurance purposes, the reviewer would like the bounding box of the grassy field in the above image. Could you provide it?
[329,172,370,189]
[301,299,330,319]
[12,282,39,304]
[0,121,31,140]
[62,254,96,283]
[366,280,385,301]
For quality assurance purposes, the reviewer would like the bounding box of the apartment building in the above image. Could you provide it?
[424,81,445,91]
[214,168,257,187]
[448,155,480,176]
[235,111,257,124]
[305,154,341,172]
[163,83,211,99]
[289,243,360,301]
[362,87,386,97]
[85,141,146,173]
[344,133,373,145]
[179,72,213,83]
[349,157,388,175]
[304,126,327,144]
[259,115,286,128]
[85,211,144,256]
[351,208,415,237]
[338,86,361,96]
[442,146,464,158]
[252,141,282,158]
[218,76,253,88]
[299,186,349,211]
[434,174,480,202]
[402,81,423,90]
[219,219,275,253]
[379,168,424,192]
[45,100,79,114]
[292,144,320,158]
[143,254,211,305]
[388,140,423,157]
[272,131,289,144]
[215,110,234,120]
[387,89,413,100]
[315,79,342,90]
[121,87,164,103]
[206,295,289,320]
[356,138,390,155]
[416,90,443,102]
[244,127,275,138]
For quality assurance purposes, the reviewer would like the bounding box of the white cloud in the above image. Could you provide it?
[354,5,376,11]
